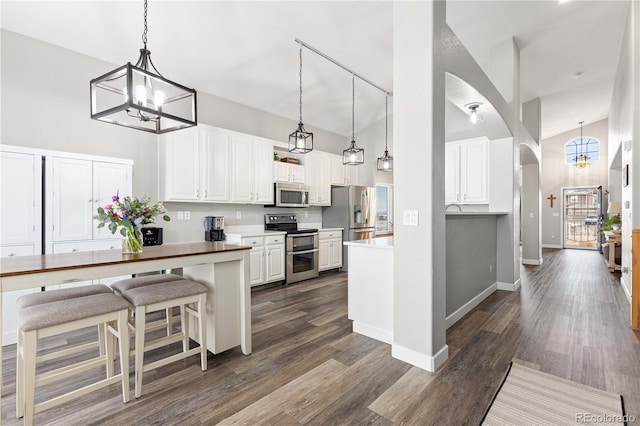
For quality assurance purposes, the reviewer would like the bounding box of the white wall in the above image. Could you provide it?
[540,119,609,246]
[608,1,640,300]
[1,30,349,237]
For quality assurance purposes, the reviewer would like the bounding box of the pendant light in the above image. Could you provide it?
[289,43,313,153]
[377,95,393,171]
[90,0,197,134]
[574,121,590,169]
[343,75,364,165]
[466,102,484,124]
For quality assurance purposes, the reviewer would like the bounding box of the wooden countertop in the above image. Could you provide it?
[0,242,250,277]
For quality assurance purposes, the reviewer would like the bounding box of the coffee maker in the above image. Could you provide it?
[204,216,225,241]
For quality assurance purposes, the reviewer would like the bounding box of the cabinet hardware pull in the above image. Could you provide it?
[8,253,15,257]
[196,189,200,197]
[204,189,207,198]
[71,249,78,252]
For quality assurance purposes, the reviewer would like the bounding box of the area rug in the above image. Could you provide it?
[482,362,628,425]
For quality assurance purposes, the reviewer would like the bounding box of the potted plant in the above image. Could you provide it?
[600,215,622,234]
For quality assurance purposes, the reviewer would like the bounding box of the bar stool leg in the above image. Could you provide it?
[180,305,189,352]
[98,323,106,356]
[166,308,173,336]
[117,310,131,403]
[23,331,37,426]
[16,330,24,419]
[105,321,115,378]
[134,306,146,399]
[198,294,207,371]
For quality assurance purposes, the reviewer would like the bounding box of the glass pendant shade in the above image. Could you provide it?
[90,1,197,134]
[289,122,313,153]
[377,150,393,171]
[343,139,364,165]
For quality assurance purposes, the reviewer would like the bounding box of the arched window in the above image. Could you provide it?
[565,136,599,167]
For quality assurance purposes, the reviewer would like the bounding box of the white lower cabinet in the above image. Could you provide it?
[226,233,285,287]
[319,230,343,271]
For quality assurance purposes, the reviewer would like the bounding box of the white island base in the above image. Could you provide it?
[344,237,394,344]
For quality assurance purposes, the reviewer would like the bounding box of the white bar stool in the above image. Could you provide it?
[112,276,208,398]
[16,285,131,425]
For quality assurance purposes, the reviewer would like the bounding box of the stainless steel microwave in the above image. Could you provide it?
[274,183,309,208]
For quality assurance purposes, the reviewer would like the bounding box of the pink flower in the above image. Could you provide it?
[104,204,112,210]
[112,213,121,219]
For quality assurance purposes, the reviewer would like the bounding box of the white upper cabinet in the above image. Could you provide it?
[201,127,230,202]
[274,162,305,184]
[445,137,489,205]
[159,127,200,201]
[49,156,132,244]
[0,151,39,245]
[305,151,331,206]
[230,133,273,204]
[160,125,231,203]
[330,154,345,186]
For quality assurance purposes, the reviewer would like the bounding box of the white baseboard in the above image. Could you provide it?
[353,321,393,345]
[446,283,497,328]
[621,275,632,304]
[497,278,521,292]
[3,331,17,346]
[521,258,543,265]
[392,343,449,372]
[542,244,563,249]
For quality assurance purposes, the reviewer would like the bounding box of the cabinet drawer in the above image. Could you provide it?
[52,240,120,254]
[265,235,285,245]
[1,244,35,258]
[319,231,341,240]
[241,237,265,247]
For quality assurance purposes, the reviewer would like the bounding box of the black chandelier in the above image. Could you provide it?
[288,43,313,153]
[572,121,591,169]
[89,0,197,134]
[343,75,364,165]
[377,94,393,171]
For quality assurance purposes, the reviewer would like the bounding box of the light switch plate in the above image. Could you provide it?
[177,211,184,220]
[553,212,560,217]
[236,211,242,220]
[184,211,191,220]
[403,210,419,226]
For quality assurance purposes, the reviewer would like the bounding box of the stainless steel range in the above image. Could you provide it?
[265,214,319,285]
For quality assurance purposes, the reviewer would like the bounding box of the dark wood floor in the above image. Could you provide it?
[2,248,639,424]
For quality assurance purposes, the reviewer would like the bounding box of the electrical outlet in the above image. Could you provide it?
[304,211,309,218]
[490,264,493,273]
[551,235,555,239]
[177,211,184,220]
[184,211,190,220]
[236,211,242,220]
[529,213,534,219]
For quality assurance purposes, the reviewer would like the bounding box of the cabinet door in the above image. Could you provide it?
[93,161,131,239]
[266,244,285,282]
[51,157,94,242]
[289,164,305,184]
[230,134,255,202]
[318,239,331,271]
[249,247,265,286]
[0,152,37,245]
[317,153,332,206]
[445,143,460,204]
[162,128,200,201]
[461,139,488,204]
[305,152,320,205]
[330,238,343,268]
[273,162,290,183]
[330,154,345,185]
[201,128,230,201]
[253,141,274,204]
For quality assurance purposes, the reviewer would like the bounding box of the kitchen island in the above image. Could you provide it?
[344,236,394,344]
[0,242,252,408]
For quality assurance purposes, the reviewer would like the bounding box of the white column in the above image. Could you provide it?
[392,1,447,372]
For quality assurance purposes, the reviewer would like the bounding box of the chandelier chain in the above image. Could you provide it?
[352,75,355,141]
[142,0,148,49]
[299,44,303,123]
[385,95,388,151]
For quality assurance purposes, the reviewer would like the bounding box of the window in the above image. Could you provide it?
[565,137,599,165]
[375,184,393,233]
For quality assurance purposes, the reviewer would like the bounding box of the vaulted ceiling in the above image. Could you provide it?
[1,1,630,141]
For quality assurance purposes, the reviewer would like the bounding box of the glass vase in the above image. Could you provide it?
[122,228,144,254]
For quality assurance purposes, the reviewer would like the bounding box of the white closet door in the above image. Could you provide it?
[51,157,93,242]
[93,161,131,239]
[0,151,37,245]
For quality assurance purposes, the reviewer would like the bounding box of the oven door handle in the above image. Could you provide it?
[288,248,319,255]
[290,232,318,238]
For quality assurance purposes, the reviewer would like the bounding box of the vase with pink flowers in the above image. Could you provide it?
[94,193,170,254]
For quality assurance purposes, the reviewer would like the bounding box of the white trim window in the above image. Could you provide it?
[375,184,393,233]
[565,136,599,166]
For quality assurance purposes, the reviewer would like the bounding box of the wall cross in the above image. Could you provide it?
[547,194,557,208]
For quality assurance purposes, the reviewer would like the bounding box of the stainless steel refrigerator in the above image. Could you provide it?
[322,185,376,271]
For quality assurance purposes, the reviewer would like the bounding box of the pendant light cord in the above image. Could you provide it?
[385,94,388,152]
[299,44,303,123]
[351,75,355,141]
[142,0,148,49]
